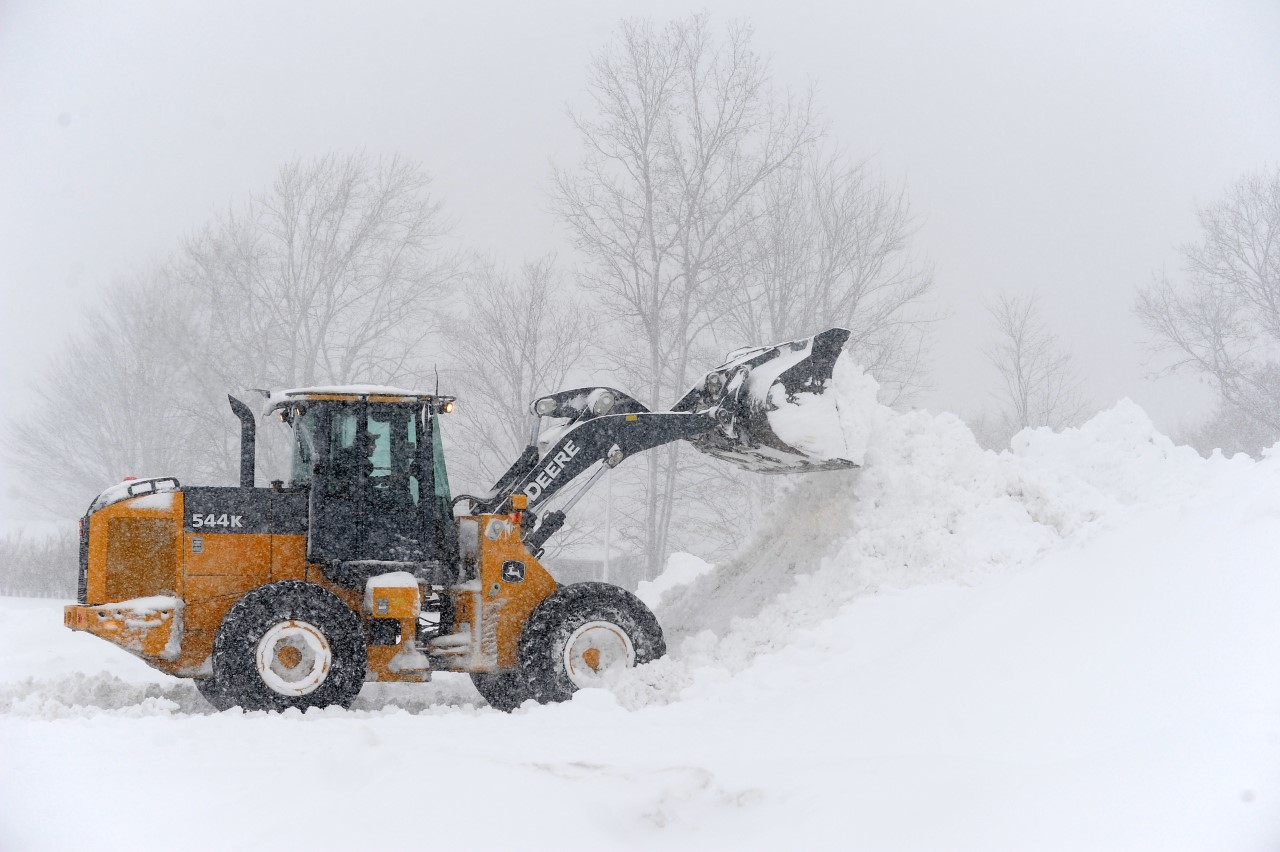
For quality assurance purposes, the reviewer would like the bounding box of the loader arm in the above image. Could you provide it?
[474,384,654,513]
[472,408,711,554]
[469,328,859,553]
[491,410,715,512]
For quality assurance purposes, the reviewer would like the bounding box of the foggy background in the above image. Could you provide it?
[2,1,1277,555]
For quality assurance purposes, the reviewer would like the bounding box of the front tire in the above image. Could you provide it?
[470,669,532,712]
[211,581,367,712]
[519,582,665,704]
[193,674,236,712]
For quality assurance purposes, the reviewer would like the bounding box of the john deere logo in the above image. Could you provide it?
[501,560,526,583]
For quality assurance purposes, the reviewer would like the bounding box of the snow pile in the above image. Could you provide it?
[635,552,715,610]
[0,673,202,719]
[1008,399,1218,535]
[614,383,1252,709]
[830,355,878,464]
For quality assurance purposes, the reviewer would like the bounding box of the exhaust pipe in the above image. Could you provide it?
[227,395,256,489]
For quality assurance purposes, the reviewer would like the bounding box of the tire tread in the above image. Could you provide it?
[518,582,665,704]
[208,580,367,712]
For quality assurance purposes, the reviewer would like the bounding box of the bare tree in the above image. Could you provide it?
[0,530,77,598]
[552,14,817,576]
[446,256,592,487]
[181,151,458,391]
[985,292,1088,440]
[724,148,935,402]
[1179,401,1279,457]
[177,151,459,481]
[8,152,460,513]
[7,269,208,516]
[444,255,602,556]
[1136,167,1280,443]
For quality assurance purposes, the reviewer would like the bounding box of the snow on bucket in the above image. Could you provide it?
[674,327,877,472]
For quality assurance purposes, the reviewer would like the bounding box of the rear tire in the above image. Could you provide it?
[212,581,367,712]
[519,582,665,704]
[469,669,532,712]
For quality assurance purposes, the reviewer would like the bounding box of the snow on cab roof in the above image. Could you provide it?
[262,385,445,414]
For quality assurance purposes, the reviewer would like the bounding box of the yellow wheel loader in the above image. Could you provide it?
[64,329,855,712]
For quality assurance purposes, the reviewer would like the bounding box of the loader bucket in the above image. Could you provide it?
[673,327,858,473]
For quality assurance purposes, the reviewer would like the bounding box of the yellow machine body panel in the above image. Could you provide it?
[69,491,187,672]
[63,597,181,660]
[471,515,557,670]
[66,492,561,682]
[83,491,183,605]
[178,529,282,677]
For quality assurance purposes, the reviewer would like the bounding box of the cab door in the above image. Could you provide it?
[306,401,363,564]
[361,403,428,560]
[306,401,428,564]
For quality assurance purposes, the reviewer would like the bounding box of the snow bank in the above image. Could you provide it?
[635,552,715,610]
[617,394,1257,709]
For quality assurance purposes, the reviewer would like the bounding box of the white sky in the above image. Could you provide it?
[1,0,1278,521]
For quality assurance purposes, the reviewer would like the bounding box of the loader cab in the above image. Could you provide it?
[269,388,456,570]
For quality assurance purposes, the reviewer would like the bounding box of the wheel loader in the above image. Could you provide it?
[63,328,856,712]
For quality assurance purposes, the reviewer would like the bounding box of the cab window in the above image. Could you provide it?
[367,403,420,507]
[289,406,319,487]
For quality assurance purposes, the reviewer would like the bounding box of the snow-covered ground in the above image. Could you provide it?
[3,395,1279,850]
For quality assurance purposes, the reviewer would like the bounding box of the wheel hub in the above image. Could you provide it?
[255,620,332,696]
[562,620,635,688]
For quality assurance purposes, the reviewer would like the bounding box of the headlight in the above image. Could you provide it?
[704,372,725,396]
[534,397,558,416]
[592,390,616,416]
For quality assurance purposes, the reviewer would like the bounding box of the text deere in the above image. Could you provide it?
[523,440,580,501]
